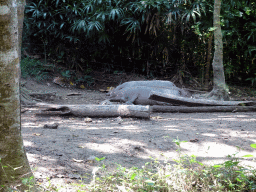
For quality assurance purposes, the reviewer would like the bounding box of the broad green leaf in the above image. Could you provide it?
[250,144,256,149]
[213,165,222,168]
[130,173,137,180]
[242,154,253,158]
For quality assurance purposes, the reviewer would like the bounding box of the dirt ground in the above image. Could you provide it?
[21,76,256,191]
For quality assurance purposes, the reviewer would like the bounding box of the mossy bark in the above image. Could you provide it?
[0,0,36,191]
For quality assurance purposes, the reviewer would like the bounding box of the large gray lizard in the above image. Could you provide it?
[106,80,177,97]
[106,83,191,105]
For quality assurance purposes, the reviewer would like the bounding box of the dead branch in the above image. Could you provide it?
[35,103,150,119]
[152,105,256,113]
[149,91,256,106]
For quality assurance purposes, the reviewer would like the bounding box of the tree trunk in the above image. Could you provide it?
[18,0,36,106]
[207,0,229,100]
[0,1,36,191]
[204,33,213,90]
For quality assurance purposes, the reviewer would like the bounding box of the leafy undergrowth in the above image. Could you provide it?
[229,86,256,101]
[16,140,256,192]
[74,142,256,192]
[21,57,256,100]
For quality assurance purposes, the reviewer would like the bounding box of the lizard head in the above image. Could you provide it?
[106,89,119,100]
[106,89,126,102]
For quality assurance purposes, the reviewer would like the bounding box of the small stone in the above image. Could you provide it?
[68,174,80,179]
[86,156,97,164]
[100,100,113,105]
[43,123,59,129]
[134,146,142,151]
[190,138,199,142]
[72,158,84,163]
[56,174,65,178]
[84,117,92,122]
[116,116,123,124]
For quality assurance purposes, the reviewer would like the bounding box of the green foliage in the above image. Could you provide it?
[222,1,256,83]
[21,176,36,191]
[23,0,256,84]
[246,73,256,86]
[95,157,106,162]
[16,142,256,191]
[23,0,207,79]
[75,75,95,86]
[20,57,53,81]
[61,70,72,79]
[0,159,39,192]
[74,141,256,191]
[251,144,256,149]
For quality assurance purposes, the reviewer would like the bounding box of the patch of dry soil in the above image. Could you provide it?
[21,77,256,191]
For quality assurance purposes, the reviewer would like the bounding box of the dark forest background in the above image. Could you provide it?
[22,0,256,88]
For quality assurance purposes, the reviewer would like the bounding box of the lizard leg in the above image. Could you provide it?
[123,93,139,105]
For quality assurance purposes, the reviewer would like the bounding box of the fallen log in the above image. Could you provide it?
[149,91,256,106]
[152,105,256,113]
[35,103,150,119]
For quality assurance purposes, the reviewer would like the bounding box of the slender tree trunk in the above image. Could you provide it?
[0,0,36,191]
[207,0,229,100]
[18,0,36,106]
[204,33,213,90]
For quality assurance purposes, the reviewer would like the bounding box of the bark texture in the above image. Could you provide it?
[152,105,256,113]
[149,91,256,106]
[208,0,229,100]
[18,0,36,106]
[0,0,35,191]
[35,103,151,119]
[17,0,25,61]
[204,33,213,90]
